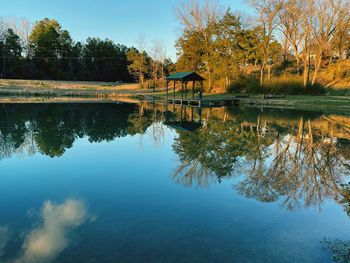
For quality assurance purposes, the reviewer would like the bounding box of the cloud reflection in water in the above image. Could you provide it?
[13,199,88,263]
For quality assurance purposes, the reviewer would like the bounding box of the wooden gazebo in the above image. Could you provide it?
[166,72,205,101]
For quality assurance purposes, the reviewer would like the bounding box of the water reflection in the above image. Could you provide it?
[1,199,88,263]
[0,103,142,158]
[0,103,350,262]
[0,227,8,257]
[171,108,350,212]
[0,103,350,213]
[236,118,349,211]
[164,105,202,132]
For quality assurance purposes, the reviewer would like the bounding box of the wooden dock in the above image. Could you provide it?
[164,94,286,108]
[165,97,241,107]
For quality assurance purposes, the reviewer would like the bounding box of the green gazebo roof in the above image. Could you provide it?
[166,72,205,81]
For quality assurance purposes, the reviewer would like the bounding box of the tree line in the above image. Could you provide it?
[175,0,350,93]
[1,1,349,92]
[0,17,174,83]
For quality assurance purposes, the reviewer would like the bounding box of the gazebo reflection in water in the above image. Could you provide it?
[164,103,203,133]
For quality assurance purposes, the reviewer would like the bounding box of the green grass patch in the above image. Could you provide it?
[326,88,350,96]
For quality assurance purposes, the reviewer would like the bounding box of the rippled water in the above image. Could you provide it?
[0,103,349,263]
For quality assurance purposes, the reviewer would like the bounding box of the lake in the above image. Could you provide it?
[0,102,349,263]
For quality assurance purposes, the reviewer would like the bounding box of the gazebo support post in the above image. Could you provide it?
[199,80,204,107]
[192,80,195,99]
[173,80,176,103]
[181,80,184,104]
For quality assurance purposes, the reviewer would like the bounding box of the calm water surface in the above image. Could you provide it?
[0,103,349,263]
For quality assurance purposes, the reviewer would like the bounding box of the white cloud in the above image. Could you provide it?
[13,199,88,263]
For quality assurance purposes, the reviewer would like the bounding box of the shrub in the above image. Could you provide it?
[227,74,325,95]
[227,75,260,94]
[261,78,325,95]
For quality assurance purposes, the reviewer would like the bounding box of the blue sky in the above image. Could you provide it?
[1,0,249,60]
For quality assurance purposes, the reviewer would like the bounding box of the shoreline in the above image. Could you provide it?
[0,80,349,114]
[0,93,349,115]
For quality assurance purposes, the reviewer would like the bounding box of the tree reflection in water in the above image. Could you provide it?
[0,103,350,213]
[0,103,154,158]
[171,107,350,213]
[1,103,350,262]
[236,118,350,211]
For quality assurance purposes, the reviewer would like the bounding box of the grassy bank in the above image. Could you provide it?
[207,94,350,114]
[149,92,350,114]
[240,95,350,113]
[0,79,166,99]
[0,79,140,91]
[0,78,350,114]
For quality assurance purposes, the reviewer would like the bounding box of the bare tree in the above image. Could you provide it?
[19,18,32,56]
[148,40,167,89]
[332,0,350,78]
[279,0,304,75]
[247,0,283,83]
[158,42,167,87]
[298,0,315,87]
[0,17,6,40]
[281,34,291,64]
[175,0,223,32]
[149,40,159,89]
[311,0,343,85]
[0,17,6,79]
[136,34,147,85]
[127,34,149,85]
[175,0,224,89]
[0,16,32,55]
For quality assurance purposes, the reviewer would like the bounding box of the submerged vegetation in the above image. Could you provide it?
[322,238,350,263]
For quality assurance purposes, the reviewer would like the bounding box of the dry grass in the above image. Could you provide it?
[318,59,350,89]
[0,79,169,102]
[0,96,122,104]
[0,79,140,91]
